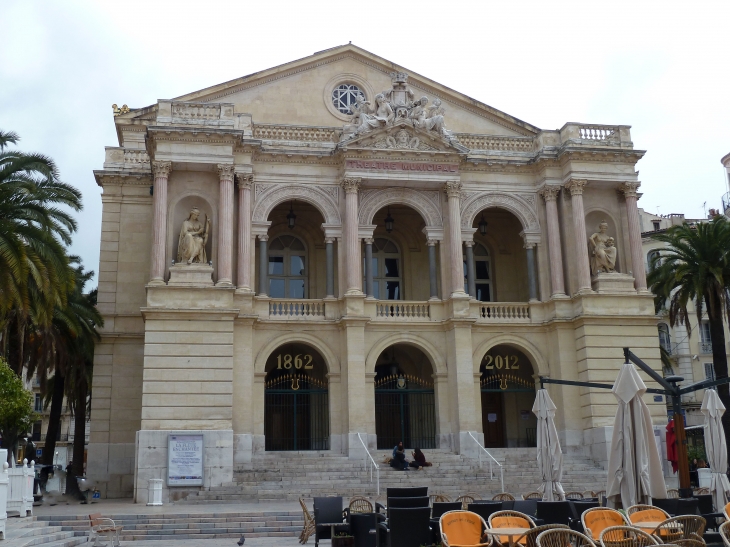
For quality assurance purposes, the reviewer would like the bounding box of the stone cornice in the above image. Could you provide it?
[94,170,153,187]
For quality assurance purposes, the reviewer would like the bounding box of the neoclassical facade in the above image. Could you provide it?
[89,45,666,500]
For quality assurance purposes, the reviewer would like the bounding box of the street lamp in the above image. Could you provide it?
[287,201,297,230]
[478,212,488,236]
[384,207,394,233]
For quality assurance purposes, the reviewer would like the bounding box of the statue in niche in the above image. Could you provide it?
[177,207,210,264]
[589,220,617,275]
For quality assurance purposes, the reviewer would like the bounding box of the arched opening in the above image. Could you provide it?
[268,234,308,298]
[479,345,537,448]
[264,342,330,451]
[374,344,436,449]
[463,242,492,301]
[364,237,401,300]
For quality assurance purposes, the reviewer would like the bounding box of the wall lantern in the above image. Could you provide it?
[384,207,394,233]
[478,212,488,236]
[287,201,297,230]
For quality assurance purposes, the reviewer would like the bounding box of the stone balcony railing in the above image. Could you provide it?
[103,147,151,170]
[559,123,633,148]
[268,299,326,320]
[372,300,432,321]
[155,100,241,129]
[472,302,531,323]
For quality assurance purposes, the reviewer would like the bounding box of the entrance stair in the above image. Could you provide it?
[183,448,608,503]
[2,517,87,547]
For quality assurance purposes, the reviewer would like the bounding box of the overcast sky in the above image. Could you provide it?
[2,0,729,285]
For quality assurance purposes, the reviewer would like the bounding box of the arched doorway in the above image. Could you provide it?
[480,345,537,448]
[374,344,436,449]
[264,343,329,451]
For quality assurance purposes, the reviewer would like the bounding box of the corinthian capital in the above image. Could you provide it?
[538,185,561,202]
[618,182,641,199]
[564,179,587,196]
[443,180,463,199]
[237,173,254,189]
[217,164,236,182]
[341,177,361,194]
[151,161,172,178]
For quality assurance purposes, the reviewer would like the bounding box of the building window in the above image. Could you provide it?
[700,321,712,353]
[34,394,42,412]
[705,363,716,381]
[365,238,401,300]
[463,243,492,302]
[331,84,363,115]
[647,250,661,272]
[658,324,672,354]
[653,220,660,231]
[268,235,307,298]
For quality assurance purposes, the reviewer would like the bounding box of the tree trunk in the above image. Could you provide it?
[42,373,65,465]
[65,380,87,498]
[706,292,730,459]
[7,315,26,376]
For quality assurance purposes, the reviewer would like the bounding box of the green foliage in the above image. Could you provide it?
[688,445,707,462]
[0,357,36,453]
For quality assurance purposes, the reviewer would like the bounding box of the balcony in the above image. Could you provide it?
[701,342,713,354]
[474,302,531,323]
[373,301,432,321]
[267,299,326,320]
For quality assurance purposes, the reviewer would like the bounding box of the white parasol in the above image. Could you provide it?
[532,388,565,501]
[701,388,730,514]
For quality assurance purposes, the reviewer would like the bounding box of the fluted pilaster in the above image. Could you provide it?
[217,164,235,286]
[341,177,362,294]
[565,179,591,292]
[149,161,172,284]
[236,174,254,291]
[444,181,466,296]
[539,185,566,296]
[619,182,647,291]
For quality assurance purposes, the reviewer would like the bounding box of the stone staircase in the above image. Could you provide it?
[2,517,87,547]
[36,511,303,541]
[183,448,608,503]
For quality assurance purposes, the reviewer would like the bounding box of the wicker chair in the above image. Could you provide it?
[493,493,516,501]
[536,528,597,547]
[719,520,730,547]
[523,492,543,500]
[667,489,680,499]
[626,505,671,536]
[440,510,493,547]
[693,487,710,495]
[650,516,706,545]
[431,493,452,504]
[598,525,659,547]
[513,524,569,547]
[457,494,478,510]
[581,508,629,541]
[594,490,606,506]
[583,491,597,499]
[565,491,584,500]
[489,510,536,547]
[299,498,316,544]
[673,541,706,547]
[349,497,373,514]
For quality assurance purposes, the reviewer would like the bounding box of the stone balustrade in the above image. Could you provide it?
[6,459,33,517]
[373,300,431,321]
[268,299,326,319]
[560,123,632,147]
[456,134,534,152]
[253,124,340,143]
[124,149,150,167]
[156,100,235,127]
[475,302,531,323]
[103,147,150,169]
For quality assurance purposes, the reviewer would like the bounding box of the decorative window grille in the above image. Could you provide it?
[331,84,363,115]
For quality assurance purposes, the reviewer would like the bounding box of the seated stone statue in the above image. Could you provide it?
[589,221,617,274]
[177,207,210,264]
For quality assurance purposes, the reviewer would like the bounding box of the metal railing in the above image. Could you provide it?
[701,342,713,354]
[467,431,504,492]
[357,432,379,496]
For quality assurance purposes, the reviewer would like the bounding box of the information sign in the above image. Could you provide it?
[167,434,204,486]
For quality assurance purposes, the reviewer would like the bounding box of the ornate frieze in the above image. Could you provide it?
[251,183,341,225]
[358,187,442,227]
[460,192,540,232]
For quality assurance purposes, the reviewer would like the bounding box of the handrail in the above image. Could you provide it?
[357,432,380,496]
[467,432,504,492]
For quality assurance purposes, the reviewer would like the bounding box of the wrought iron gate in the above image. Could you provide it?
[375,374,436,449]
[265,373,329,451]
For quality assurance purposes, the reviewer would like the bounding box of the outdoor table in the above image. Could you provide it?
[320,522,349,540]
[484,526,531,547]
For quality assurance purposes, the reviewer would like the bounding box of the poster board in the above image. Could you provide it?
[167,434,204,486]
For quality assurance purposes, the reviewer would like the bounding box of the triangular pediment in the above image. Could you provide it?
[338,121,467,154]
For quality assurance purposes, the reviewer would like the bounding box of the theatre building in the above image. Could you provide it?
[89,44,666,500]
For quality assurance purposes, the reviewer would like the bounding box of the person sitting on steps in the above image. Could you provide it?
[409,447,431,469]
[390,441,410,471]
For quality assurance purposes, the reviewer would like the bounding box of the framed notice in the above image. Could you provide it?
[167,434,204,486]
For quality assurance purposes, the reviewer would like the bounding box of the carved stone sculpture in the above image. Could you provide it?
[177,207,211,264]
[589,220,617,275]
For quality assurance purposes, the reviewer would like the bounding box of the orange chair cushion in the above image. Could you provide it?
[441,512,488,546]
[584,511,624,539]
[725,502,730,518]
[491,516,531,545]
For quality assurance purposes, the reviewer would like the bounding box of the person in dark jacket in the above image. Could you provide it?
[409,448,431,469]
[390,441,409,470]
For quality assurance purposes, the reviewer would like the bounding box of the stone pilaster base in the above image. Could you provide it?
[167,264,214,286]
[591,272,636,294]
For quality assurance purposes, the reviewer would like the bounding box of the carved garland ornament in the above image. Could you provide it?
[460,192,540,232]
[251,184,341,224]
[358,187,443,227]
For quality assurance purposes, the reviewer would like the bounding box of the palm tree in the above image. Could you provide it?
[0,129,82,374]
[648,216,730,449]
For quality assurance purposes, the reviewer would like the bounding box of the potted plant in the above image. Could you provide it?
[332,532,355,547]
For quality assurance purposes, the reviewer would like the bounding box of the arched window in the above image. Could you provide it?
[647,250,662,272]
[268,235,307,298]
[658,324,672,354]
[463,242,492,302]
[365,237,401,300]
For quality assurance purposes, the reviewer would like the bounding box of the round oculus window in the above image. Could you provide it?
[331,83,363,115]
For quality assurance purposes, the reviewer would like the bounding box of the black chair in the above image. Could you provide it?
[676,497,699,516]
[387,487,428,498]
[652,497,679,516]
[350,512,377,547]
[537,501,574,526]
[693,494,723,530]
[314,496,349,547]
[430,502,462,545]
[471,500,503,505]
[514,500,538,518]
[386,496,430,520]
[468,501,504,522]
[569,501,599,533]
[376,507,432,547]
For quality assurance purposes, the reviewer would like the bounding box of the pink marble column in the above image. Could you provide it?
[149,161,171,285]
[216,164,235,286]
[444,181,466,296]
[539,185,566,296]
[236,173,254,291]
[564,179,592,292]
[341,177,362,294]
[619,182,647,291]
